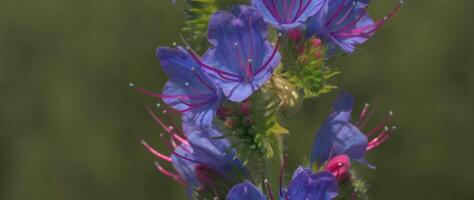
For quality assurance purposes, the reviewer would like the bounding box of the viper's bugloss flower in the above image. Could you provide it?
[131,47,222,127]
[141,108,247,196]
[306,0,403,55]
[252,0,326,30]
[202,6,281,102]
[310,92,396,168]
[227,166,339,200]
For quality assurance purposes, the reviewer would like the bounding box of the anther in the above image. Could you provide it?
[172,42,177,46]
[389,111,394,116]
[128,83,135,88]
[156,103,161,108]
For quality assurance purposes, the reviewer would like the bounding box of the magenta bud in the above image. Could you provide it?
[311,38,322,47]
[288,29,302,42]
[326,155,351,182]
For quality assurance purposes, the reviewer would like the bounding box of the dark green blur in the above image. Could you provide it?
[0,0,472,199]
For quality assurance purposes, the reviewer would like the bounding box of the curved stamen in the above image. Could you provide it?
[141,140,172,162]
[264,0,283,23]
[336,5,368,33]
[326,0,347,27]
[279,154,288,197]
[146,107,189,145]
[291,0,313,23]
[366,111,393,137]
[187,48,242,81]
[191,69,216,92]
[154,161,186,186]
[359,103,370,123]
[171,150,215,167]
[175,99,215,113]
[131,84,212,100]
[264,179,275,200]
[367,126,396,151]
[335,2,357,25]
[254,34,281,75]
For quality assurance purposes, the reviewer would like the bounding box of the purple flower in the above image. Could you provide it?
[252,0,326,30]
[141,108,247,195]
[201,6,281,102]
[132,46,222,127]
[226,167,339,200]
[306,0,403,55]
[310,92,396,168]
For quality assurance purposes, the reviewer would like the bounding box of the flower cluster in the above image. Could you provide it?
[133,0,403,199]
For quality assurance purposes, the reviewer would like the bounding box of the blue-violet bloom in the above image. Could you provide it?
[201,6,281,102]
[142,108,247,194]
[252,0,326,30]
[310,92,396,168]
[306,0,403,55]
[227,166,339,200]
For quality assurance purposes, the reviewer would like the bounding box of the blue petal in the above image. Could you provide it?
[252,0,326,30]
[156,47,221,126]
[171,145,200,188]
[227,180,266,200]
[186,127,247,175]
[204,6,280,102]
[287,167,339,200]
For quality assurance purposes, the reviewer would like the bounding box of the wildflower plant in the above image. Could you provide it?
[132,0,404,199]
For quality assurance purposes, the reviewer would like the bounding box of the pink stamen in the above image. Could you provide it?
[265,179,275,200]
[131,84,211,100]
[326,0,347,26]
[171,150,213,167]
[191,70,216,92]
[337,6,368,33]
[187,49,242,81]
[141,140,172,162]
[291,0,313,23]
[367,126,396,151]
[366,111,393,137]
[264,0,283,23]
[279,154,288,197]
[154,162,186,187]
[335,2,357,25]
[286,0,297,23]
[359,103,370,123]
[145,107,189,146]
[254,35,281,75]
[290,0,304,23]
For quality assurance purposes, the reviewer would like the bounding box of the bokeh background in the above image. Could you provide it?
[1,0,473,199]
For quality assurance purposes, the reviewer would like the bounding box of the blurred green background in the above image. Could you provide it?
[1,0,473,199]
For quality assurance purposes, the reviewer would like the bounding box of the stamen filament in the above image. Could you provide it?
[141,140,172,162]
